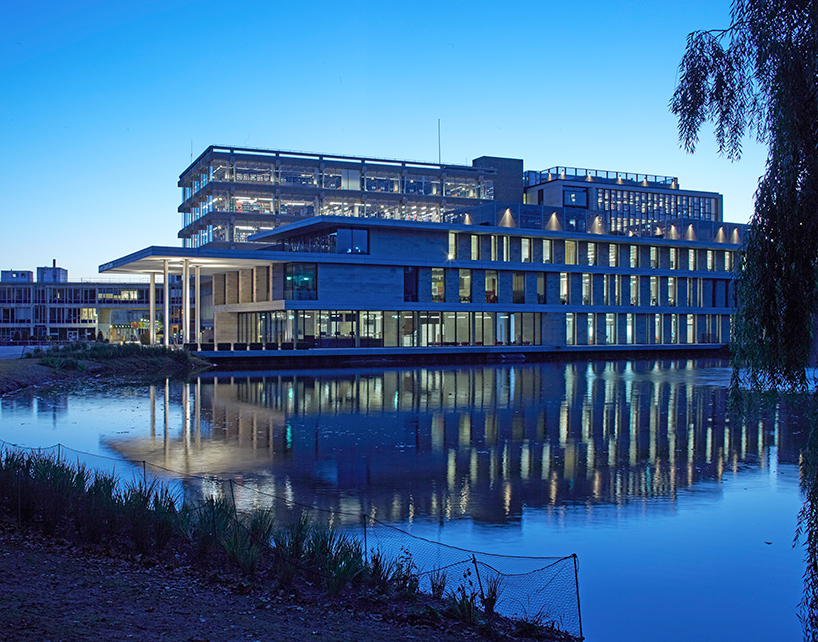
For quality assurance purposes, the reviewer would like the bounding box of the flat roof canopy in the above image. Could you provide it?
[98,246,281,276]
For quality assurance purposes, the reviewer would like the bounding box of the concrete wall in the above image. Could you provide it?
[317,263,405,307]
[371,228,448,262]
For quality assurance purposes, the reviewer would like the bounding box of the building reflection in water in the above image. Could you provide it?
[103,359,807,526]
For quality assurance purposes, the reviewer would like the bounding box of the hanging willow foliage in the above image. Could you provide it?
[671,0,818,392]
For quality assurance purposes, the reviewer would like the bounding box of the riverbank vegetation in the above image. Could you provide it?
[31,342,209,375]
[0,343,209,396]
[0,449,575,641]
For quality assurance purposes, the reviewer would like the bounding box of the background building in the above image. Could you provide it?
[0,263,194,343]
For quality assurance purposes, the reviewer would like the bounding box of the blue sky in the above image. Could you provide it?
[1,0,766,279]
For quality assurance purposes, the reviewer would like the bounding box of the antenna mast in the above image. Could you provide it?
[437,119,441,165]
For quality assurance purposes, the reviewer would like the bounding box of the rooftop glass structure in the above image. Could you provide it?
[178,146,499,248]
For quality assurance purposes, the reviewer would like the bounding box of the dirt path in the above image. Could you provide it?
[0,523,502,642]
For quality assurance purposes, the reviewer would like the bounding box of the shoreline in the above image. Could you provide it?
[0,348,210,397]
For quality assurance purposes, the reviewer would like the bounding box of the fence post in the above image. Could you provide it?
[361,513,368,563]
[573,553,583,640]
[471,554,485,604]
[57,443,61,461]
[142,461,147,485]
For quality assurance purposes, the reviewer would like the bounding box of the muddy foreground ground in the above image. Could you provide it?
[0,521,507,642]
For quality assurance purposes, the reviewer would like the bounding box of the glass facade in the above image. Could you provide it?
[179,150,494,246]
[597,188,719,232]
[238,310,543,347]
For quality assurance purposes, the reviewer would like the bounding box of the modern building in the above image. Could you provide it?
[0,263,192,343]
[99,146,743,358]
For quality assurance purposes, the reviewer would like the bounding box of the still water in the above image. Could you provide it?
[0,359,807,641]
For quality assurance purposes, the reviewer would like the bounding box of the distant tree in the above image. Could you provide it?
[671,0,818,391]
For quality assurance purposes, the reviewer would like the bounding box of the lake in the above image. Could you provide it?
[0,359,807,641]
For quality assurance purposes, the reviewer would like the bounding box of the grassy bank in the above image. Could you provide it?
[0,343,210,396]
[31,342,210,375]
[0,449,575,641]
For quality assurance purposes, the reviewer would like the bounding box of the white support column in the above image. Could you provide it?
[163,260,169,347]
[194,265,201,344]
[149,273,156,346]
[183,259,190,345]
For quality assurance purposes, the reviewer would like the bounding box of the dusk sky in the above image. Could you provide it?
[2,0,766,280]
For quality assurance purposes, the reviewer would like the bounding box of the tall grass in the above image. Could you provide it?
[0,447,513,628]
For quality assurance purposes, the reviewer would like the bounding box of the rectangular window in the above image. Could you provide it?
[537,273,546,304]
[650,246,659,269]
[431,268,445,302]
[513,272,525,304]
[563,188,588,208]
[503,236,510,262]
[689,249,697,270]
[587,242,597,266]
[401,311,416,346]
[707,250,714,271]
[566,313,576,345]
[336,228,369,254]
[284,263,317,300]
[588,313,596,344]
[626,313,634,344]
[668,277,677,306]
[724,250,732,272]
[560,273,570,304]
[522,238,532,263]
[403,267,418,302]
[485,270,498,303]
[565,240,578,265]
[459,269,472,303]
[670,248,678,269]
[448,232,457,260]
[650,276,659,306]
[603,275,611,305]
[491,236,498,262]
[609,244,619,267]
[543,239,553,264]
[582,274,592,305]
[630,245,639,268]
[687,314,695,343]
[615,275,622,305]
[605,313,616,344]
[471,235,479,260]
[630,276,639,305]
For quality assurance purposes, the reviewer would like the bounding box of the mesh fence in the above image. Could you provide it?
[0,439,582,639]
[365,518,581,637]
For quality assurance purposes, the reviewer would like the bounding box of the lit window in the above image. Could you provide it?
[565,241,578,265]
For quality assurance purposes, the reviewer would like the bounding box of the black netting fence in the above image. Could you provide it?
[364,518,582,637]
[0,439,582,639]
